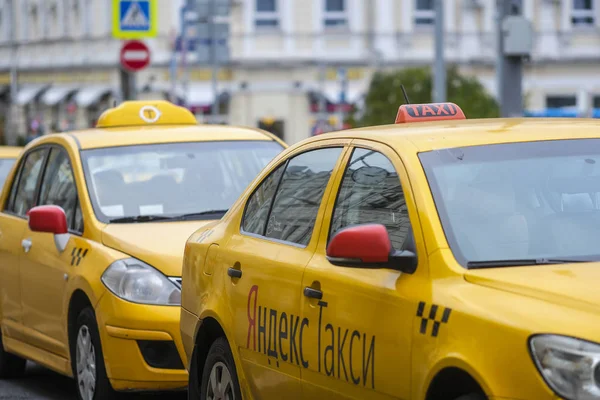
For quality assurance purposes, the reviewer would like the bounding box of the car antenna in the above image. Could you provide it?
[400,85,411,105]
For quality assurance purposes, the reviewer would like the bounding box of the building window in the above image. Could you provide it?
[255,0,279,29]
[415,0,435,26]
[258,118,285,140]
[324,0,348,29]
[546,96,577,108]
[572,0,595,27]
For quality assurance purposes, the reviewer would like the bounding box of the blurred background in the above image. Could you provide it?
[0,0,598,146]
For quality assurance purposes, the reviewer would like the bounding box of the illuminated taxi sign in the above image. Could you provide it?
[96,100,197,128]
[395,102,466,124]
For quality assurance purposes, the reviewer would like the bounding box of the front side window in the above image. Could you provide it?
[419,139,600,267]
[330,148,411,250]
[255,0,279,28]
[81,140,283,223]
[264,147,343,246]
[0,158,17,187]
[39,148,82,233]
[9,149,47,217]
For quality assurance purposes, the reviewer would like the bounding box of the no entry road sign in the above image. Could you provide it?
[120,40,150,72]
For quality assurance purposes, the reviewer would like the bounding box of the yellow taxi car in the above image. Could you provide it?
[181,101,600,400]
[0,146,22,188]
[0,100,285,400]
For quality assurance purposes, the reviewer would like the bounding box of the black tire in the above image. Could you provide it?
[0,331,26,378]
[197,337,242,400]
[455,393,487,400]
[71,307,116,400]
[188,345,202,399]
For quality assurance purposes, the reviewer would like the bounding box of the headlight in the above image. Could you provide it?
[530,334,600,400]
[101,258,181,306]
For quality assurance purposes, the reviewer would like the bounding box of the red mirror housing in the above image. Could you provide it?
[28,205,68,235]
[326,224,391,263]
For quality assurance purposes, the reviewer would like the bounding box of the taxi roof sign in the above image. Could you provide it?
[395,102,466,124]
[96,100,197,129]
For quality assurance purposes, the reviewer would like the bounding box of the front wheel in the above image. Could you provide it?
[0,331,26,378]
[72,307,115,400]
[197,337,242,400]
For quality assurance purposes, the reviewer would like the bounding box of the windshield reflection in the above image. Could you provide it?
[419,139,600,267]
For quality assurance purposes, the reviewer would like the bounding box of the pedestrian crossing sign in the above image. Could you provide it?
[112,0,157,39]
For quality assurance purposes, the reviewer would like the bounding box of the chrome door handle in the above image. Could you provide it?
[21,238,32,253]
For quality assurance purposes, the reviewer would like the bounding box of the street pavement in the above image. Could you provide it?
[0,362,188,399]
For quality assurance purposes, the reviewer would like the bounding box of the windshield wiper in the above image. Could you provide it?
[108,215,178,223]
[467,258,586,269]
[175,210,229,220]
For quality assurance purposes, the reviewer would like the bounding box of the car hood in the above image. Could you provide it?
[464,263,600,314]
[101,220,215,277]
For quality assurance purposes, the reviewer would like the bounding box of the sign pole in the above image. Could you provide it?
[433,0,446,103]
[120,70,137,101]
[210,0,219,122]
[496,0,528,117]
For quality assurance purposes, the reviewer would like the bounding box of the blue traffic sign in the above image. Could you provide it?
[112,0,157,39]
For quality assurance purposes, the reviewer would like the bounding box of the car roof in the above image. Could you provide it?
[58,124,280,150]
[313,118,600,152]
[0,146,23,158]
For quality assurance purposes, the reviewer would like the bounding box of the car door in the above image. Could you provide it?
[20,146,86,358]
[301,143,429,400]
[0,147,49,340]
[223,144,347,399]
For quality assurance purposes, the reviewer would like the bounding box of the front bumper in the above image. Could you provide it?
[95,292,188,392]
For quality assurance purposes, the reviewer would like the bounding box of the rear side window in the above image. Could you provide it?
[242,164,285,235]
[264,147,343,246]
[7,149,48,217]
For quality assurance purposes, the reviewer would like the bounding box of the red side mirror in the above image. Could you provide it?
[326,223,418,273]
[28,205,68,235]
[327,224,391,264]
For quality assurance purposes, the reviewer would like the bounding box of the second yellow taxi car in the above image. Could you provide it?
[181,102,600,400]
[0,101,285,400]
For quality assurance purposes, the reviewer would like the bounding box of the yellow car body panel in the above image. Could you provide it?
[182,116,600,399]
[0,146,23,158]
[0,101,286,392]
[101,221,213,277]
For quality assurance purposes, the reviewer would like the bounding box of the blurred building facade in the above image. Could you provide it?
[1,0,600,145]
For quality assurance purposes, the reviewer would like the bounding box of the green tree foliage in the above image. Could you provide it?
[358,65,499,127]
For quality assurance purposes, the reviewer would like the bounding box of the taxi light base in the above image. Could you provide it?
[96,100,197,129]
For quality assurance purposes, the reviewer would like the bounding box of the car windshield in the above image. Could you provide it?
[0,158,16,187]
[419,139,600,268]
[81,140,283,223]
